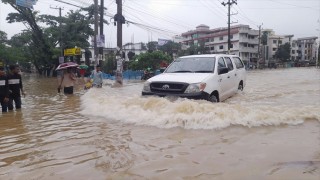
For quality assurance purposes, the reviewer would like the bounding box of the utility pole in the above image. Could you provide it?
[94,0,99,66]
[50,6,64,61]
[257,24,262,68]
[99,0,104,65]
[221,0,237,54]
[114,0,125,86]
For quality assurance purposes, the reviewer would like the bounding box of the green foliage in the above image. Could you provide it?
[158,41,181,57]
[0,31,7,44]
[261,31,268,45]
[129,51,172,70]
[101,52,116,74]
[275,42,291,62]
[147,41,158,52]
[1,0,94,74]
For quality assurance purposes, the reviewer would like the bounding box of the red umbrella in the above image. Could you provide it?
[56,62,79,71]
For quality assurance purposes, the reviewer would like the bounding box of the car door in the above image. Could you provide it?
[217,57,230,100]
[224,56,237,94]
[232,56,246,89]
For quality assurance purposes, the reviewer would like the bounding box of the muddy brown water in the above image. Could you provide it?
[0,68,319,179]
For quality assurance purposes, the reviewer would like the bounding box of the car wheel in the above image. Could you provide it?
[208,95,218,103]
[238,82,243,91]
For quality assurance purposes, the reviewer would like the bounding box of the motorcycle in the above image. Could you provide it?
[141,70,154,80]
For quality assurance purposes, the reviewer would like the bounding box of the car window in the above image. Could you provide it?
[232,57,244,69]
[224,57,234,71]
[218,57,226,68]
[165,57,216,73]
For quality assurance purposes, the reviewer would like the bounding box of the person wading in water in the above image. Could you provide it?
[58,67,77,94]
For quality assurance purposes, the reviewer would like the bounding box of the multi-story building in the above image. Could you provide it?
[261,29,318,65]
[296,37,318,62]
[261,29,295,64]
[180,24,259,65]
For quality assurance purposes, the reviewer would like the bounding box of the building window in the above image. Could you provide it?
[211,38,214,42]
[278,40,282,44]
[273,40,277,44]
[219,45,224,50]
[230,44,234,48]
[292,50,295,54]
[230,35,233,39]
[273,48,277,51]
[219,36,223,41]
[210,46,214,50]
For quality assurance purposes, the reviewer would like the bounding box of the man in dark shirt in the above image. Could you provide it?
[7,65,25,110]
[0,66,9,112]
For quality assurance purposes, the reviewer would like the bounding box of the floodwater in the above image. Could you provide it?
[0,68,319,180]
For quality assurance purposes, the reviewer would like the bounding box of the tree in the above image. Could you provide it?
[158,41,181,58]
[147,41,158,52]
[127,51,135,60]
[1,0,94,74]
[129,51,171,71]
[275,42,291,62]
[261,31,268,45]
[3,0,53,72]
[0,30,7,44]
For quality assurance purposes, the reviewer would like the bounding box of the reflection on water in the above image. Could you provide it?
[0,68,319,179]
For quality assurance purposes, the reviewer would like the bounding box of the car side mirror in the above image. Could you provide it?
[218,67,229,75]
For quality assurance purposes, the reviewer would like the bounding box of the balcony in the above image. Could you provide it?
[239,47,258,53]
[239,37,259,44]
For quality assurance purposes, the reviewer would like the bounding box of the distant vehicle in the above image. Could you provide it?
[142,54,247,102]
[141,68,154,80]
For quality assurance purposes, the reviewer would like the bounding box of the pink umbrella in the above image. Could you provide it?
[56,62,79,71]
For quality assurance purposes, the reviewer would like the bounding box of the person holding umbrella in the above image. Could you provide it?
[57,62,78,94]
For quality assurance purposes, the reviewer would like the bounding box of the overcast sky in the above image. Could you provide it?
[0,0,319,48]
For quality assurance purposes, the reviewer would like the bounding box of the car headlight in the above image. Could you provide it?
[142,81,151,92]
[184,83,206,93]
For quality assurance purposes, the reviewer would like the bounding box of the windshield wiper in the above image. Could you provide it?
[193,70,212,73]
[170,70,193,73]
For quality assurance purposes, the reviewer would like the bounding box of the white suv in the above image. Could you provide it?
[142,54,246,102]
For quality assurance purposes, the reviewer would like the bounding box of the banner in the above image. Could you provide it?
[97,35,105,48]
[158,38,170,46]
[16,0,37,9]
[91,35,105,47]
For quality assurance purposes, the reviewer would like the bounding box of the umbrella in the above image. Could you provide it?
[79,64,88,69]
[56,62,79,71]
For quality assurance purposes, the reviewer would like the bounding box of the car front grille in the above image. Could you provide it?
[150,82,189,94]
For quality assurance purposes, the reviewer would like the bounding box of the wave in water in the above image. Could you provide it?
[80,87,319,130]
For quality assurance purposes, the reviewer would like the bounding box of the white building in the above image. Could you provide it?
[261,29,318,64]
[180,24,259,65]
[296,37,319,62]
[122,42,147,61]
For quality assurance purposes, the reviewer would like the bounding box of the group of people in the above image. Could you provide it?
[58,65,103,95]
[0,65,25,113]
[0,64,104,112]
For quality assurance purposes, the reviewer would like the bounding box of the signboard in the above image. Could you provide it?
[16,0,37,9]
[59,57,64,64]
[97,35,105,48]
[158,38,170,46]
[64,48,81,56]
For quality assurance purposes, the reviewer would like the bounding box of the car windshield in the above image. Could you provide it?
[165,57,216,73]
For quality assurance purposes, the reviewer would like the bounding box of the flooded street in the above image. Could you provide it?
[0,68,319,179]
